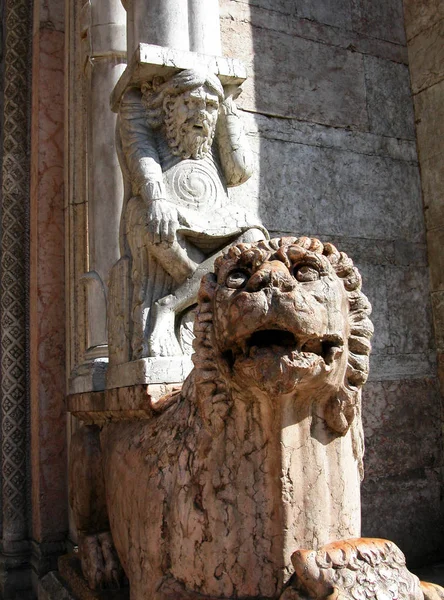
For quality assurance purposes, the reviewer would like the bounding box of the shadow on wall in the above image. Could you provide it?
[222,0,443,567]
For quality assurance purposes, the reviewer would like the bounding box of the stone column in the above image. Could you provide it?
[188,0,221,55]
[68,0,127,393]
[0,0,32,595]
[81,0,127,359]
[125,0,221,56]
[126,0,190,56]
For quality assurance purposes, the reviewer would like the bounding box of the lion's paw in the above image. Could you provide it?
[79,531,124,590]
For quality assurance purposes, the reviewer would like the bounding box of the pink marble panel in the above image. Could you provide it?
[30,25,67,543]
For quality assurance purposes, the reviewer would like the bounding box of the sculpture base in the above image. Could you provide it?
[67,383,182,425]
[69,359,109,394]
[106,356,193,390]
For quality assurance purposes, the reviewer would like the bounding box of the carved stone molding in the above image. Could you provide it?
[0,0,32,595]
[1,0,31,548]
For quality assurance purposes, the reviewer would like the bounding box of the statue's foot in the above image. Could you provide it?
[79,531,123,590]
[149,296,182,357]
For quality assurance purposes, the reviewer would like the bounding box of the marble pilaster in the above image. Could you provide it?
[29,0,67,586]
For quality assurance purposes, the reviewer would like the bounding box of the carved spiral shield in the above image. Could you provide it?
[165,159,226,210]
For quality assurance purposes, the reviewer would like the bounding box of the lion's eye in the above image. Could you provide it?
[226,270,249,289]
[293,264,320,282]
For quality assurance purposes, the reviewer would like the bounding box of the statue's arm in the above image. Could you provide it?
[118,87,180,246]
[216,88,254,187]
[118,87,166,202]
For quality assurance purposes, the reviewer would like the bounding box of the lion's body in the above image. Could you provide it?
[101,386,283,599]
[101,374,361,600]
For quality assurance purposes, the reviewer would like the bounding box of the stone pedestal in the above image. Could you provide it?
[67,383,182,424]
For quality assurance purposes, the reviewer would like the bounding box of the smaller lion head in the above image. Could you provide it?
[191,237,373,470]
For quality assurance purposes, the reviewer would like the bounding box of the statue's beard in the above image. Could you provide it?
[164,112,216,160]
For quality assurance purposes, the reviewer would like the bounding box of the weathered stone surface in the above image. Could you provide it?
[220,2,408,66]
[357,265,390,353]
[387,266,434,354]
[414,79,444,162]
[351,0,406,45]
[296,0,352,29]
[421,152,444,232]
[438,352,444,390]
[408,18,444,94]
[222,16,368,128]
[70,237,373,598]
[403,0,444,42]
[431,291,444,351]
[240,111,418,162]
[232,131,423,242]
[231,0,296,13]
[427,229,444,292]
[364,56,415,139]
[362,379,442,479]
[369,352,436,381]
[393,239,428,267]
[361,468,443,565]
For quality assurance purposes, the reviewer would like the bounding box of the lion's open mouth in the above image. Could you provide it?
[223,329,343,369]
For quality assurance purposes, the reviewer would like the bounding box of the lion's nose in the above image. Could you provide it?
[246,260,296,292]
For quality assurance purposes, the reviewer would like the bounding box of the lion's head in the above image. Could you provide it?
[191,237,373,470]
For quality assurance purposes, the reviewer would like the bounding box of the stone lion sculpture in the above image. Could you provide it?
[70,236,374,599]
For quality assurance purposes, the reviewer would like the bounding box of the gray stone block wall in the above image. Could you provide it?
[221,0,443,566]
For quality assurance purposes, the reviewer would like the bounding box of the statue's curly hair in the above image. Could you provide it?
[191,237,373,476]
[141,69,224,129]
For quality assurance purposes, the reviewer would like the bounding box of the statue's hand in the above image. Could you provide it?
[147,199,179,246]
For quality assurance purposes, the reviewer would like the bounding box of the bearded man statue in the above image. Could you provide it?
[109,69,266,364]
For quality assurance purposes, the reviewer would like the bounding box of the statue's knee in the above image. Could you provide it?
[239,227,267,244]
